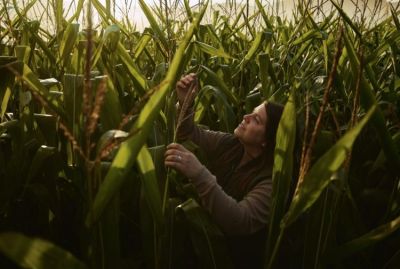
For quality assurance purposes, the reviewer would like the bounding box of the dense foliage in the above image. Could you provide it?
[0,0,399,268]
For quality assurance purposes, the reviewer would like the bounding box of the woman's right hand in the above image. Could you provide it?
[176,73,198,105]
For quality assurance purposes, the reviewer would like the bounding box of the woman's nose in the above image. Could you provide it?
[243,114,251,122]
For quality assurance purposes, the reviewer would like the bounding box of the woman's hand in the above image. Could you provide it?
[176,73,198,105]
[165,143,204,179]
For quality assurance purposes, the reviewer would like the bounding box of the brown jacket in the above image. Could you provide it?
[177,107,273,268]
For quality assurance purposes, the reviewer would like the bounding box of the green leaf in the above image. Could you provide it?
[87,1,209,226]
[327,214,400,262]
[265,90,297,265]
[201,65,238,106]
[137,145,163,226]
[330,0,362,37]
[116,42,147,93]
[255,0,274,29]
[7,62,67,120]
[194,41,232,59]
[238,31,272,70]
[92,24,120,67]
[292,29,324,46]
[138,0,169,51]
[59,23,79,66]
[132,31,152,61]
[176,198,233,269]
[0,232,87,269]
[282,105,376,227]
[343,29,400,174]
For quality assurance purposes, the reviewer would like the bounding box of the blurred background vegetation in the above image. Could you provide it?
[0,0,399,268]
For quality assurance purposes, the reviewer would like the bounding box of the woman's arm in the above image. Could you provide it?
[176,105,230,155]
[165,144,271,236]
[191,166,272,236]
[176,74,229,155]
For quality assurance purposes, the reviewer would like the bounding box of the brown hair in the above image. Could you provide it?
[264,101,284,154]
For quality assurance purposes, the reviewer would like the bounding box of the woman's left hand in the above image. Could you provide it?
[164,143,204,179]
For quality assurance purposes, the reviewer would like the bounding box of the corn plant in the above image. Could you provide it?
[0,0,399,268]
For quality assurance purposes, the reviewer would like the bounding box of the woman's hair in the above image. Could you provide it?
[264,101,284,154]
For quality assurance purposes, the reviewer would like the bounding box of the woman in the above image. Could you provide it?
[165,73,284,268]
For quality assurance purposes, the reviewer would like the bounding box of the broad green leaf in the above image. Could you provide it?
[0,57,17,120]
[291,40,312,64]
[258,53,271,98]
[138,0,168,51]
[282,105,376,227]
[199,85,236,133]
[99,78,123,130]
[67,0,84,23]
[132,32,152,60]
[15,45,30,63]
[92,24,120,67]
[91,0,130,36]
[0,232,87,269]
[265,90,297,266]
[343,29,400,173]
[2,0,37,38]
[7,62,67,120]
[194,41,232,59]
[176,198,233,269]
[34,113,57,145]
[116,42,147,93]
[330,0,362,37]
[255,0,274,29]
[184,0,193,21]
[27,145,56,182]
[390,4,400,31]
[201,65,238,106]
[87,1,209,226]
[59,23,79,66]
[292,29,324,46]
[54,0,64,32]
[259,53,278,87]
[137,145,163,226]
[327,214,400,261]
[239,31,272,70]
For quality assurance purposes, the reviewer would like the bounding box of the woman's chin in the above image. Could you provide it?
[233,128,241,138]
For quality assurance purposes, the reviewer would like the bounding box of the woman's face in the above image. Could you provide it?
[234,103,267,147]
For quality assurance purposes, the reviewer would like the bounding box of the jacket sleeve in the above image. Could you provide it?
[176,106,230,156]
[190,166,272,236]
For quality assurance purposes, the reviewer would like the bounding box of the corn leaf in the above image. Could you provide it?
[201,65,238,106]
[7,62,67,121]
[194,41,232,59]
[265,90,297,265]
[116,41,147,93]
[327,214,400,261]
[343,29,400,174]
[138,0,169,51]
[0,232,87,269]
[59,23,79,66]
[87,1,209,226]
[137,145,163,226]
[282,105,376,227]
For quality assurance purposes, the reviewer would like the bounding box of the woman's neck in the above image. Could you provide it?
[239,146,263,167]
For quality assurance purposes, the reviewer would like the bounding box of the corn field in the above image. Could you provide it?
[0,0,400,268]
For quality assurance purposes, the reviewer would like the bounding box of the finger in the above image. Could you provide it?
[165,160,180,170]
[181,76,194,86]
[167,143,186,151]
[164,148,183,158]
[165,158,184,170]
[176,80,189,89]
[165,154,181,162]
